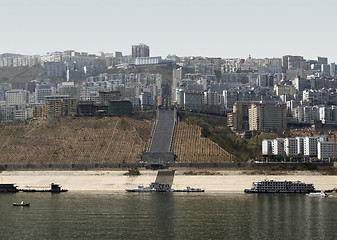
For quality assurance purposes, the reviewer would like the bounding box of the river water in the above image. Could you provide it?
[1,192,337,240]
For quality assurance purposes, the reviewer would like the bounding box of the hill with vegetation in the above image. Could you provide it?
[0,65,45,83]
[172,121,233,162]
[0,111,281,165]
[176,112,278,162]
[0,116,154,165]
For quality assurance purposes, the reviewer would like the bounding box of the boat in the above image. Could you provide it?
[0,184,19,193]
[13,201,30,207]
[20,183,68,193]
[126,182,172,192]
[125,185,156,192]
[174,186,205,192]
[244,179,315,193]
[307,191,328,198]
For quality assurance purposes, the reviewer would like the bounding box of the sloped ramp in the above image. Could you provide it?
[155,170,175,188]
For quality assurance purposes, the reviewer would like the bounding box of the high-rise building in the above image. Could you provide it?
[132,43,150,58]
[35,82,56,103]
[317,140,336,159]
[330,62,336,76]
[45,95,77,118]
[317,56,328,65]
[184,90,204,112]
[248,102,287,132]
[284,138,298,156]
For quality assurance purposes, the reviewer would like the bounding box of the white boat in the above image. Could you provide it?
[307,191,328,198]
[244,179,315,193]
[13,200,30,207]
[125,185,156,192]
[125,182,172,192]
[174,186,205,192]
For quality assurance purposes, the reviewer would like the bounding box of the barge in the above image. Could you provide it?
[0,184,19,193]
[19,183,68,193]
[244,179,315,193]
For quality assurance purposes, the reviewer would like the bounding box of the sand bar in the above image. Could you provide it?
[1,170,337,192]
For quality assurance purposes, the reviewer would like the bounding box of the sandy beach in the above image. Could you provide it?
[1,170,337,192]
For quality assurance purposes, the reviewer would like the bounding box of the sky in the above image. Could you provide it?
[1,0,337,62]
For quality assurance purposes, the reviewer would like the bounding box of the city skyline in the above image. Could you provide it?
[2,0,337,62]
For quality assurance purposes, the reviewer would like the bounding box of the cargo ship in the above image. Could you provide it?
[244,179,315,193]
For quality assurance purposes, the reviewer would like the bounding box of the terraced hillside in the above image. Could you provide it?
[172,122,233,162]
[0,117,153,164]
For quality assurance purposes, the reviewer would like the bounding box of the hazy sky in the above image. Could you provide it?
[2,0,337,62]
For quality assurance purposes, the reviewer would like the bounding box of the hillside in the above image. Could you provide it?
[176,112,277,161]
[0,112,279,165]
[0,65,45,83]
[172,121,233,162]
[0,117,154,164]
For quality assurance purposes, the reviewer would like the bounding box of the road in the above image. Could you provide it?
[149,110,175,153]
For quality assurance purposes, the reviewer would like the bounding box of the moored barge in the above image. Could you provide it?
[0,184,19,193]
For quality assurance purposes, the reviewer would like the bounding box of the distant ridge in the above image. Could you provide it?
[0,53,24,58]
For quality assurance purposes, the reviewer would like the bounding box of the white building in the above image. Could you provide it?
[135,57,162,65]
[319,105,337,124]
[303,136,318,157]
[303,136,327,157]
[317,141,336,160]
[5,89,29,105]
[284,138,298,156]
[296,137,305,155]
[272,138,285,155]
[262,139,273,155]
[80,88,100,102]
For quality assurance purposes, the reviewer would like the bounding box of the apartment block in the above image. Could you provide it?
[317,141,336,159]
[98,91,121,105]
[272,138,285,155]
[303,136,327,157]
[284,138,298,156]
[5,89,29,105]
[184,90,204,112]
[45,95,77,118]
[249,102,287,132]
[262,139,273,155]
[132,43,150,58]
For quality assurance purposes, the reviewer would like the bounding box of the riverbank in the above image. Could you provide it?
[1,170,337,192]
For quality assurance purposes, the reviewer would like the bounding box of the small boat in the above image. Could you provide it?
[307,191,328,198]
[13,201,30,207]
